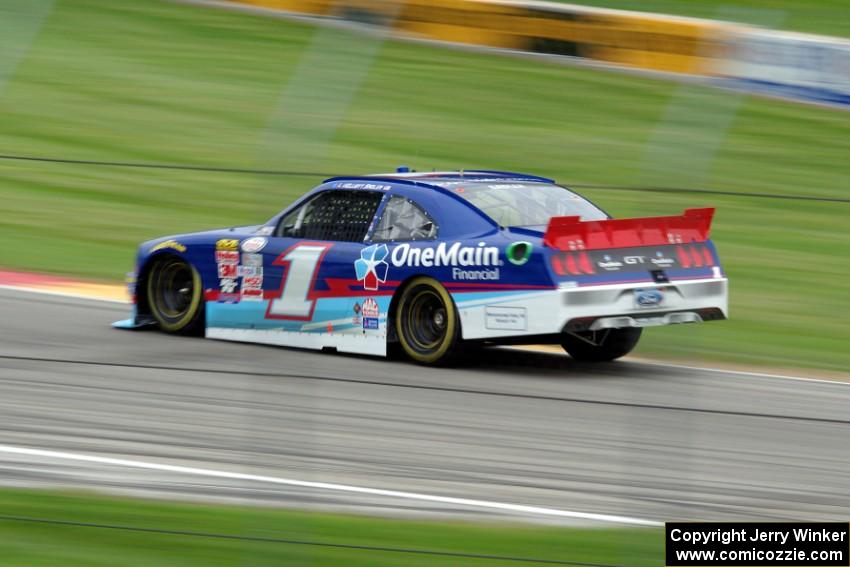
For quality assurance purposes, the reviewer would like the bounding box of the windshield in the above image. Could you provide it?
[452,182,608,227]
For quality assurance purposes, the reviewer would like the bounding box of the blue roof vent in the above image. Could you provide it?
[396,165,410,173]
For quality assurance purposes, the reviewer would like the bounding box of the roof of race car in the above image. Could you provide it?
[316,170,568,234]
[372,170,555,185]
[323,170,556,190]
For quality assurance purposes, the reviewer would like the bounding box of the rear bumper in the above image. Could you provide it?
[455,277,728,340]
[558,278,727,332]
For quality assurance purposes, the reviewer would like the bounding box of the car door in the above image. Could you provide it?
[255,189,386,333]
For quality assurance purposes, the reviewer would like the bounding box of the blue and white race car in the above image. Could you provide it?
[114,170,728,365]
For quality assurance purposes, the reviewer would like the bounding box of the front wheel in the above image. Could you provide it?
[395,277,460,366]
[561,328,642,362]
[146,256,204,335]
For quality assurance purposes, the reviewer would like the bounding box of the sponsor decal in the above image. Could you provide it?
[652,250,676,267]
[586,246,716,272]
[241,288,263,301]
[452,267,500,280]
[361,298,380,330]
[597,254,623,271]
[238,266,263,278]
[390,241,499,268]
[355,241,503,286]
[218,278,240,303]
[352,302,362,326]
[150,240,187,253]
[505,241,532,266]
[218,263,238,279]
[216,251,239,264]
[333,182,391,190]
[241,274,264,301]
[361,297,379,318]
[354,244,389,291]
[485,306,527,331]
[241,237,267,253]
[216,239,239,251]
[242,275,263,289]
[242,253,263,267]
[216,243,241,301]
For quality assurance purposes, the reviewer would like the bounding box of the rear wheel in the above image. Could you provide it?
[146,256,204,335]
[561,328,642,362]
[395,277,460,365]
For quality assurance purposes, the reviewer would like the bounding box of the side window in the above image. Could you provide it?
[277,190,384,242]
[371,196,437,243]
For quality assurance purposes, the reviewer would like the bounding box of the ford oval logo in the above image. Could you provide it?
[636,289,663,307]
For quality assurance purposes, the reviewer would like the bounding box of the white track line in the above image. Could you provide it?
[630,359,850,387]
[0,444,659,526]
[509,347,849,386]
[1,284,845,385]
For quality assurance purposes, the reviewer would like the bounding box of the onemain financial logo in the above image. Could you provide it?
[391,242,501,281]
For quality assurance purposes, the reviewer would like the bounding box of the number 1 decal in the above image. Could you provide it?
[266,243,331,320]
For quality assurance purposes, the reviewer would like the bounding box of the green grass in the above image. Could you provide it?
[0,489,661,566]
[555,0,850,37]
[0,0,848,371]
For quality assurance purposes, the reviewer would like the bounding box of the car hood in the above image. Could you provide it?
[142,224,266,250]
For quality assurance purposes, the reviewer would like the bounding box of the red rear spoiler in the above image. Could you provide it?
[543,208,715,251]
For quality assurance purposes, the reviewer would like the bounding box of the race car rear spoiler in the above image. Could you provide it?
[543,208,715,251]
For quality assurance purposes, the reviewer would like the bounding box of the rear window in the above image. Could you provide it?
[453,183,607,227]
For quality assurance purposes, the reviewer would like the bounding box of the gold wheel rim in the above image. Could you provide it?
[147,258,202,332]
[396,277,456,364]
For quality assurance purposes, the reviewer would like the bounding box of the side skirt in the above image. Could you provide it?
[206,327,387,357]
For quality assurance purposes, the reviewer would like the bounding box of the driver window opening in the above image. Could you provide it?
[277,190,383,242]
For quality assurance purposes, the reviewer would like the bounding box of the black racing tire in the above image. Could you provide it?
[561,328,642,362]
[146,256,205,335]
[395,277,460,366]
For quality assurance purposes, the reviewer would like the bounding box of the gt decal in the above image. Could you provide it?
[266,243,332,320]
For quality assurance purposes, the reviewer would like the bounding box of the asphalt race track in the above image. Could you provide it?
[1,287,848,525]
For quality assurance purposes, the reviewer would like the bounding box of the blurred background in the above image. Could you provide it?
[0,0,848,564]
[2,0,847,371]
